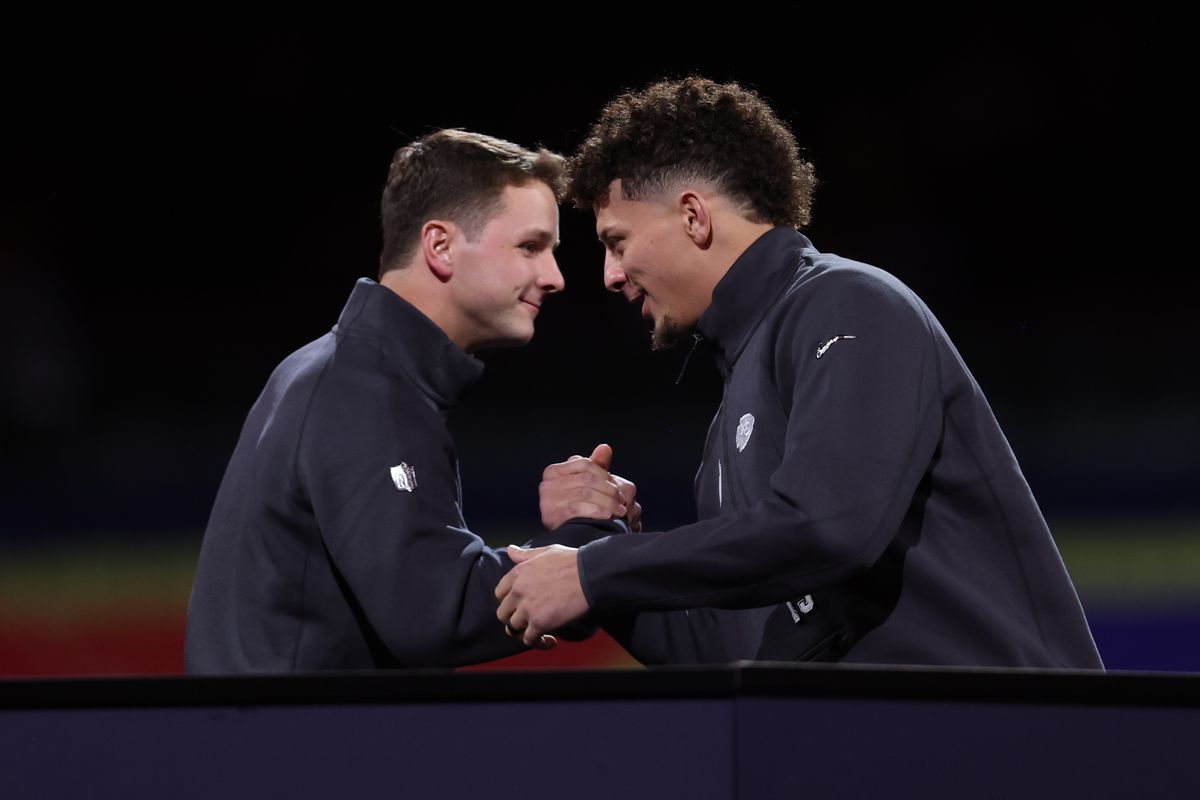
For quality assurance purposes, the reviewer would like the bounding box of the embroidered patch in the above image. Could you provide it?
[735,413,755,452]
[389,463,418,492]
[816,335,858,359]
[785,594,816,623]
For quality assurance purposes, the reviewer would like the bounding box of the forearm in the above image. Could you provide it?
[578,495,901,613]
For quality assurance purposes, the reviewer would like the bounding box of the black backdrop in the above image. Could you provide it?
[2,7,1195,543]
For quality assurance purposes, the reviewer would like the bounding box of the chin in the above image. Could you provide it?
[650,315,691,351]
[501,327,536,348]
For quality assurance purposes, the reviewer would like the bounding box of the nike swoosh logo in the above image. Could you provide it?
[816,335,857,359]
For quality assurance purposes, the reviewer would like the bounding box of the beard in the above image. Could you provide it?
[651,314,693,351]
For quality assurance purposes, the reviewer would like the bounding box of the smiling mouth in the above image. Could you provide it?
[521,299,541,313]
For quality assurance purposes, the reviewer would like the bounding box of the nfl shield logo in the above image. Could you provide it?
[390,463,418,492]
[736,413,755,452]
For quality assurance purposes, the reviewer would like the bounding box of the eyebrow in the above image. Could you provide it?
[520,228,560,250]
[597,226,621,247]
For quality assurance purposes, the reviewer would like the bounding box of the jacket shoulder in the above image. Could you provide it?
[784,255,928,318]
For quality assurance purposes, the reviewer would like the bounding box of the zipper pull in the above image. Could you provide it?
[675,332,704,385]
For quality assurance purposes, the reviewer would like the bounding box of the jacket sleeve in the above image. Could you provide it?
[299,375,616,667]
[577,273,945,613]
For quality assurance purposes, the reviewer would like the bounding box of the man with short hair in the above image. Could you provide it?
[186,129,629,672]
[498,79,1103,669]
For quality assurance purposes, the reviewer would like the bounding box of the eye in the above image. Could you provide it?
[520,241,541,254]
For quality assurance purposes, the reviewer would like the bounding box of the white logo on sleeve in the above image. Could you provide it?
[735,413,755,452]
[785,594,815,623]
[389,463,418,492]
[816,335,857,359]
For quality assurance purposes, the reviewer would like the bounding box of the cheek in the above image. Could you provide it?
[511,258,539,289]
[478,258,529,300]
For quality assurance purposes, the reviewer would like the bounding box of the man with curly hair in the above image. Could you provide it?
[497,78,1103,669]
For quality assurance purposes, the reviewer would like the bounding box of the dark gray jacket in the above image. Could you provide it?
[186,279,606,673]
[582,229,1103,669]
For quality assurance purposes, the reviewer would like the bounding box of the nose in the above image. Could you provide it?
[539,252,565,294]
[603,251,626,293]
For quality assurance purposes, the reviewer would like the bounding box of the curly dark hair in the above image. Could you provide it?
[379,129,565,276]
[566,77,815,228]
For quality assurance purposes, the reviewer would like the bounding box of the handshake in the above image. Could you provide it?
[495,443,641,650]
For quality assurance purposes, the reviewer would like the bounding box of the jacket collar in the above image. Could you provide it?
[697,227,816,371]
[333,278,484,411]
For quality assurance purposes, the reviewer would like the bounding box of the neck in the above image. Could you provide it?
[704,211,777,295]
[378,268,471,352]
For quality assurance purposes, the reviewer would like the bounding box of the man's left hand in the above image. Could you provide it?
[495,545,589,647]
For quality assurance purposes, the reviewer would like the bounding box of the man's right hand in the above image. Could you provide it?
[539,443,642,532]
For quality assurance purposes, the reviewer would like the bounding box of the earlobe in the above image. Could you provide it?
[421,221,454,281]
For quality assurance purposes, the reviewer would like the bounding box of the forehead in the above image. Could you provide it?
[484,182,558,230]
[594,181,660,234]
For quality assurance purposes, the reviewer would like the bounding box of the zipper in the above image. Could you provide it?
[674,331,705,385]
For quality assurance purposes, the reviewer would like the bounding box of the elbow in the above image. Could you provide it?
[772,499,894,590]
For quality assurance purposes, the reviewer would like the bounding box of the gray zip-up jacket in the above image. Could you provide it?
[186,279,611,672]
[581,229,1102,668]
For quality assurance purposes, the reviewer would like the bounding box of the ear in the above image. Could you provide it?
[679,190,713,248]
[420,220,455,282]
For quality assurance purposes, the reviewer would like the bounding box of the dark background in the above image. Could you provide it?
[0,7,1196,671]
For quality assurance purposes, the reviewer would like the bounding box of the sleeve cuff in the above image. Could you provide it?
[577,540,598,610]
[527,518,627,549]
